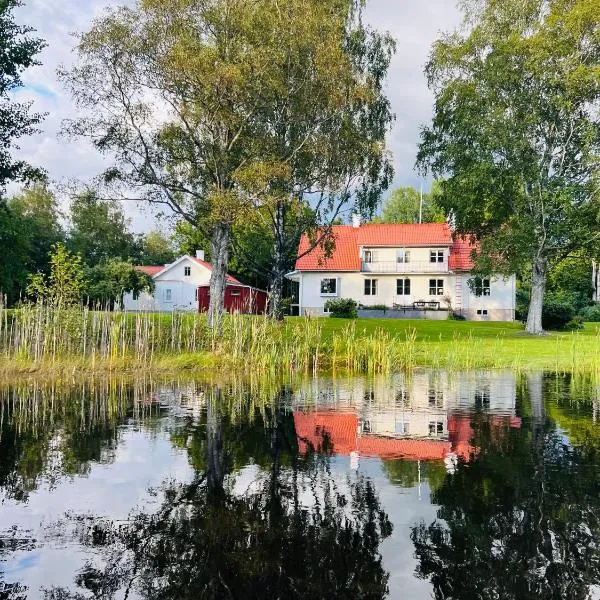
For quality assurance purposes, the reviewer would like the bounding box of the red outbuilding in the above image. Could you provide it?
[197,284,268,315]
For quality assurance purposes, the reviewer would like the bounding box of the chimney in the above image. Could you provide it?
[352,213,361,228]
[196,250,205,261]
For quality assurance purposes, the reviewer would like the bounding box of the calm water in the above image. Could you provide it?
[1,371,600,599]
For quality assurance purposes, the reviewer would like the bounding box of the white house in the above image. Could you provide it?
[286,222,516,321]
[123,251,241,312]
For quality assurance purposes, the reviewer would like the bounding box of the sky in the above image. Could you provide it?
[13,0,462,232]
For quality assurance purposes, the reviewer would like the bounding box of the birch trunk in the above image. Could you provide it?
[268,201,286,321]
[207,222,230,330]
[525,254,547,335]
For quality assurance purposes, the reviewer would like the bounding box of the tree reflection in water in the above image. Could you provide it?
[44,385,393,600]
[411,373,600,600]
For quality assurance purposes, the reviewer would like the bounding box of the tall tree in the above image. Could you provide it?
[134,230,176,266]
[0,0,46,199]
[67,191,135,267]
[376,183,445,224]
[9,183,64,273]
[417,0,600,334]
[60,0,394,325]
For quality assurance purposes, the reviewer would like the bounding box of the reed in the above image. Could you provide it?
[2,299,600,375]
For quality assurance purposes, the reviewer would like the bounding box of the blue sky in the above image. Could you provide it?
[12,0,461,232]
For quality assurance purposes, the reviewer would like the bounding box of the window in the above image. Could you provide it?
[429,421,444,436]
[230,289,241,297]
[429,279,444,295]
[395,388,409,404]
[397,250,411,263]
[165,289,172,302]
[430,250,444,263]
[396,278,411,296]
[395,421,410,435]
[428,389,444,407]
[472,277,491,297]
[363,250,373,263]
[184,266,191,277]
[477,309,489,316]
[364,279,377,296]
[320,278,337,296]
[133,290,140,301]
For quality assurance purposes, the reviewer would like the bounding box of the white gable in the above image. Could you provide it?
[154,256,212,285]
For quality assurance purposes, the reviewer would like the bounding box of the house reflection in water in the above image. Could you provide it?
[293,371,522,471]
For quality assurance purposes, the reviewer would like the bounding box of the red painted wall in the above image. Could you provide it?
[198,285,268,314]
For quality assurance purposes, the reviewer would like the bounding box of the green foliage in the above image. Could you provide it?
[547,253,593,312]
[67,191,135,266]
[324,298,358,319]
[418,0,600,333]
[579,304,600,322]
[85,260,154,306]
[61,0,395,322]
[542,292,577,331]
[377,183,445,224]
[134,230,176,266]
[26,243,86,307]
[0,0,46,197]
[9,183,64,273]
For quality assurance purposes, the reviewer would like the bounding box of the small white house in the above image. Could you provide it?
[286,222,516,321]
[123,251,241,312]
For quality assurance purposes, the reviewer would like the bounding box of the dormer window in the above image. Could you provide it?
[363,250,373,263]
[430,250,444,263]
[184,266,191,277]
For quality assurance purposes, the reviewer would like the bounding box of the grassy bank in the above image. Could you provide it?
[1,303,600,375]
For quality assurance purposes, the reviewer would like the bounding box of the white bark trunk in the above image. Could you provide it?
[526,255,547,335]
[207,223,230,330]
[268,201,286,321]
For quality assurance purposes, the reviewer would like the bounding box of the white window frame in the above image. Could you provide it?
[396,278,411,296]
[320,278,338,296]
[397,250,411,264]
[363,250,373,263]
[472,277,491,297]
[364,279,377,296]
[184,266,191,277]
[165,289,172,302]
[430,250,445,263]
[429,279,444,296]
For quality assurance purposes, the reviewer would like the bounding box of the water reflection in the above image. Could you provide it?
[0,372,600,599]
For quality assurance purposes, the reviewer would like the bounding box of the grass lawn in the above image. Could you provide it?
[285,317,600,372]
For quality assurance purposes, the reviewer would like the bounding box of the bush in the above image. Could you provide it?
[324,298,358,319]
[579,304,600,322]
[358,304,388,311]
[542,294,576,330]
[448,312,466,321]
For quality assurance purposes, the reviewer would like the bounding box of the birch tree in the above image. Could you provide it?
[417,0,600,334]
[61,0,393,325]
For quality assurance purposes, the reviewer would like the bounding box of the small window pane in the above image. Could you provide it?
[184,266,191,276]
[364,279,377,296]
[320,278,337,295]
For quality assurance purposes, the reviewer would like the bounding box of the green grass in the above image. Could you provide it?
[285,317,600,373]
[2,302,600,375]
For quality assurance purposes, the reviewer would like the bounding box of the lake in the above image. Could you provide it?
[1,371,600,599]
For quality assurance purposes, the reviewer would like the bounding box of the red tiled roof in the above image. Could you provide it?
[135,266,164,276]
[449,239,478,271]
[190,257,241,284]
[294,412,451,461]
[356,223,453,247]
[295,223,454,272]
[295,226,360,272]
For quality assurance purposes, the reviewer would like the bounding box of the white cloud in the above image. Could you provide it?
[11,0,461,230]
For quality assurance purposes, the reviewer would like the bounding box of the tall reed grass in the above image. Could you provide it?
[2,298,600,375]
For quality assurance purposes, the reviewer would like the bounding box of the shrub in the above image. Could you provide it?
[579,304,600,322]
[324,298,358,319]
[565,317,584,331]
[542,294,576,330]
[359,304,388,311]
[448,312,466,321]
